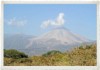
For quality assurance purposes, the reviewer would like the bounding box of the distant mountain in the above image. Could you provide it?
[4,28,95,56]
[23,27,92,55]
[4,34,35,49]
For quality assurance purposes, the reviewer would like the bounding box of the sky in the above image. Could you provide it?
[4,4,96,40]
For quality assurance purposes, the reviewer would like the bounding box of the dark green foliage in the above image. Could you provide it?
[42,50,62,56]
[4,49,28,59]
[79,46,84,49]
[86,45,92,49]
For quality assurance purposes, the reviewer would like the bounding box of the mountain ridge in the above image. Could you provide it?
[4,27,94,56]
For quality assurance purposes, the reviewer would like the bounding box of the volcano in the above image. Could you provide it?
[24,27,91,55]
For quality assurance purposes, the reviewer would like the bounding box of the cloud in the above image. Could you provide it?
[41,13,65,29]
[6,17,27,27]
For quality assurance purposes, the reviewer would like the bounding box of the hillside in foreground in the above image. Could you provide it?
[4,44,96,66]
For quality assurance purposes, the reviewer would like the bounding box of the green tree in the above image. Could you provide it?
[4,49,28,59]
[42,50,62,57]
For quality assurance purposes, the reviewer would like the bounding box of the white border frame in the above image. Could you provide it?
[0,0,100,70]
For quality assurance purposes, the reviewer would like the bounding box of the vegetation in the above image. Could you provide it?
[4,49,28,59]
[4,44,96,66]
[42,50,62,57]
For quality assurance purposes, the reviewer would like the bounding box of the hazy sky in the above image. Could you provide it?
[4,4,96,40]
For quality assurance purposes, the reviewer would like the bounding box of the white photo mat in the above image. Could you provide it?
[0,0,100,70]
